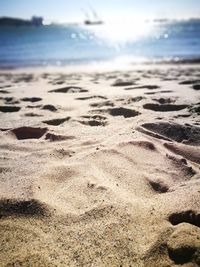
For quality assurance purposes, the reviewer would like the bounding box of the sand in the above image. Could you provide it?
[0,64,200,267]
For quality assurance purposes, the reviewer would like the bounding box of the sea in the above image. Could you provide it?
[0,19,200,68]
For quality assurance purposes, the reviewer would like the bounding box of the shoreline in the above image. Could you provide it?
[1,57,200,72]
[1,61,200,75]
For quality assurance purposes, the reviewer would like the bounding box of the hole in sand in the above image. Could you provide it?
[169,210,200,228]
[193,84,200,90]
[148,179,169,193]
[11,127,47,140]
[168,246,196,265]
[0,199,47,218]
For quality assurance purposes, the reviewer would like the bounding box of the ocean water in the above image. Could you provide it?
[0,20,200,68]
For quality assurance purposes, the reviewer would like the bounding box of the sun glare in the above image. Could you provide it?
[83,19,154,45]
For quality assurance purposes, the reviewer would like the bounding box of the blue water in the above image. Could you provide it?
[0,20,200,68]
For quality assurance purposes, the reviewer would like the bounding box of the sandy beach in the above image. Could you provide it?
[0,64,200,266]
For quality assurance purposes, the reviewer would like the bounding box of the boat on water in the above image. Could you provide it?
[84,19,103,25]
[83,7,104,25]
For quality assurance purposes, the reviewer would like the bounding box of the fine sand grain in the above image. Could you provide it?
[0,65,200,267]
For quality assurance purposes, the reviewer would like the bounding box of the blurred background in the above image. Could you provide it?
[0,0,200,68]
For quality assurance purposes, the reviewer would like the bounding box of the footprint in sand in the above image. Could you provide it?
[169,210,200,227]
[13,74,34,83]
[179,79,200,85]
[78,115,108,127]
[138,122,200,145]
[75,95,107,101]
[10,127,48,140]
[43,117,70,126]
[21,97,42,103]
[0,85,11,89]
[90,101,114,108]
[50,80,65,85]
[108,107,141,118]
[166,153,196,177]
[0,97,20,105]
[189,104,200,115]
[112,80,137,87]
[160,90,174,93]
[152,97,176,104]
[0,97,13,102]
[0,90,10,94]
[42,104,57,112]
[167,223,200,265]
[24,113,43,117]
[125,85,160,90]
[145,90,173,95]
[126,96,144,103]
[45,132,73,142]
[147,151,195,194]
[193,84,200,90]
[0,199,48,218]
[167,207,200,265]
[116,96,144,104]
[164,142,200,164]
[0,106,21,113]
[7,126,72,142]
[49,86,88,93]
[27,105,42,109]
[143,103,188,112]
[148,179,169,193]
[129,141,171,194]
[92,107,140,118]
[144,92,157,95]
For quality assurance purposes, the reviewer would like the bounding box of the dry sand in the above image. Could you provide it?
[0,64,200,267]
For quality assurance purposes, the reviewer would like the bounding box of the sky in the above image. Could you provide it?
[0,0,200,23]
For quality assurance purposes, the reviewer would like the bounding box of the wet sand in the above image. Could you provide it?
[0,64,200,266]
